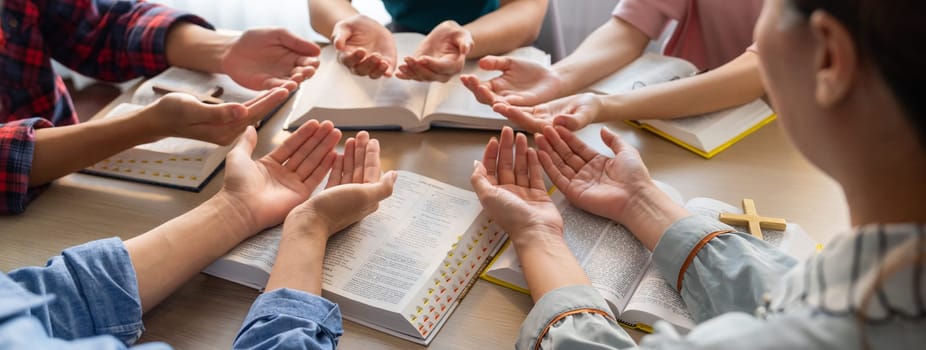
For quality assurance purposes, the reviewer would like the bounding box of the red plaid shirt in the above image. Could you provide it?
[0,0,210,214]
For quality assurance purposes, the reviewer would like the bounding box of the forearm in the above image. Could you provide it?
[552,17,649,97]
[310,0,360,39]
[614,184,690,251]
[463,0,548,58]
[29,111,159,186]
[165,22,236,73]
[598,51,765,121]
[264,221,329,295]
[512,229,591,303]
[124,193,255,312]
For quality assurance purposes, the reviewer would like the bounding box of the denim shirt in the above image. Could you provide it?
[0,238,343,349]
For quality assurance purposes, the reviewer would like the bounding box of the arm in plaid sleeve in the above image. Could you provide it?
[0,118,52,215]
[41,0,213,82]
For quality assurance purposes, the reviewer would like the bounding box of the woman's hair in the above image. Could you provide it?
[792,0,926,147]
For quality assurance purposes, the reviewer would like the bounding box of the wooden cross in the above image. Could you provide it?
[152,84,225,104]
[718,198,787,240]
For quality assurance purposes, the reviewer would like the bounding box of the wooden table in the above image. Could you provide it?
[0,90,849,349]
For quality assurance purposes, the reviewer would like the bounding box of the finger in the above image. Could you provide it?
[497,126,516,185]
[227,126,258,165]
[363,138,381,183]
[295,56,321,68]
[514,132,529,187]
[354,53,386,77]
[556,125,599,162]
[369,60,389,79]
[482,137,500,185]
[542,125,585,173]
[369,170,398,201]
[352,131,370,183]
[268,119,320,163]
[535,133,576,179]
[493,103,544,133]
[263,78,297,91]
[341,137,356,184]
[538,149,572,192]
[418,56,458,77]
[527,148,546,190]
[326,153,345,189]
[460,75,496,105]
[284,120,334,172]
[332,27,350,51]
[340,48,367,68]
[477,56,511,72]
[296,127,343,180]
[600,126,635,157]
[305,151,338,189]
[552,114,584,131]
[276,28,322,56]
[244,88,290,124]
[407,59,446,82]
[470,160,496,198]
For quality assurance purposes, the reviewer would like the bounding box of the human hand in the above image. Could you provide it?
[396,21,474,82]
[471,127,564,242]
[332,14,397,79]
[287,131,397,237]
[146,88,290,146]
[460,56,564,106]
[493,93,603,133]
[222,28,322,91]
[220,120,342,233]
[535,125,656,223]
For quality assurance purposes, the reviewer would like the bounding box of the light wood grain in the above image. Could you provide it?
[0,90,849,349]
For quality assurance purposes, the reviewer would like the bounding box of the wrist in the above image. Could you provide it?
[211,191,260,239]
[283,207,332,241]
[615,184,690,250]
[509,223,565,249]
[126,106,166,144]
[599,93,628,122]
[166,22,235,73]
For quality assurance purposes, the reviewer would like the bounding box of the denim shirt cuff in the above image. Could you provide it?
[243,288,343,338]
[653,215,736,291]
[60,237,144,342]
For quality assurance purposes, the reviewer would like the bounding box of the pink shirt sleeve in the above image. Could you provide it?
[612,0,688,39]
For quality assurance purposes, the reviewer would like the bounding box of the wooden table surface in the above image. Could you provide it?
[0,89,849,349]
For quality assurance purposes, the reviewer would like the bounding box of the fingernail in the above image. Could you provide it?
[473,160,479,168]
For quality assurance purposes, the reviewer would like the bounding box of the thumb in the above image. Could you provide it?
[470,160,494,195]
[478,56,510,72]
[553,114,583,131]
[370,170,398,201]
[200,102,247,125]
[230,126,258,159]
[600,126,632,155]
[276,28,321,56]
[332,27,351,51]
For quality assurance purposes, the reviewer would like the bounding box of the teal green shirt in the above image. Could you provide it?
[383,0,500,33]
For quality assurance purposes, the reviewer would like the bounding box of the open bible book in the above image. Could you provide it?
[586,53,776,159]
[203,171,507,345]
[283,33,550,132]
[82,67,281,191]
[481,186,817,333]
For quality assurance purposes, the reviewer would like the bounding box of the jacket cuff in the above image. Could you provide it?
[517,285,616,350]
[0,118,53,214]
[653,215,735,292]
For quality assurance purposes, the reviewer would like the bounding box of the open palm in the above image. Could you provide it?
[222,28,322,91]
[472,128,563,238]
[493,93,602,133]
[222,120,342,231]
[535,125,653,222]
[461,56,563,106]
[332,14,397,78]
[397,21,473,82]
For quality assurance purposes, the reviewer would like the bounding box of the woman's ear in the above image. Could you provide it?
[809,10,858,108]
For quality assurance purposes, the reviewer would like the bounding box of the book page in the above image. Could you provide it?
[322,171,483,311]
[133,67,259,105]
[553,192,652,310]
[288,33,431,128]
[623,266,695,331]
[586,53,699,95]
[422,47,550,128]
